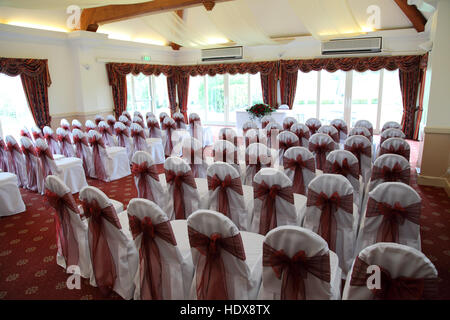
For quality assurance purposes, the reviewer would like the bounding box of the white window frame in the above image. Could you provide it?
[127,74,167,115]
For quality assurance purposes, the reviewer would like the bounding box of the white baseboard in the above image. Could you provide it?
[417,174,450,196]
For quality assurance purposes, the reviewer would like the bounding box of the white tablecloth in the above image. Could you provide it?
[235,111,295,135]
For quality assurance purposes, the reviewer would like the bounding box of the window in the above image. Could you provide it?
[319,70,346,124]
[126,73,170,116]
[351,70,380,127]
[0,74,36,142]
[187,73,263,125]
[380,70,403,127]
[293,71,318,123]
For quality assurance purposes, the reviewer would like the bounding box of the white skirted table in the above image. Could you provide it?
[0,172,26,217]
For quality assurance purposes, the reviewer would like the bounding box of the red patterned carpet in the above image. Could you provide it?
[0,140,449,300]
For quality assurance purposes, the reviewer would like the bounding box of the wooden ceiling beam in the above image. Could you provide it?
[394,0,427,33]
[78,0,233,31]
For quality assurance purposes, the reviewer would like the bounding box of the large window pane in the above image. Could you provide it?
[206,75,225,123]
[153,74,170,116]
[351,70,380,127]
[293,71,318,123]
[126,73,151,113]
[380,70,403,127]
[250,73,263,105]
[0,74,36,142]
[319,70,346,124]
[229,74,249,123]
[188,76,206,119]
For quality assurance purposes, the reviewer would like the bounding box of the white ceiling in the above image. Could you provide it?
[0,0,433,48]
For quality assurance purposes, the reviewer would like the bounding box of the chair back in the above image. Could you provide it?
[85,120,97,133]
[162,117,177,157]
[330,119,348,141]
[56,127,75,157]
[277,131,300,165]
[88,130,108,181]
[119,115,131,127]
[290,123,311,147]
[94,115,104,126]
[369,154,410,192]
[182,137,206,178]
[147,117,162,139]
[283,147,316,196]
[219,127,238,147]
[20,136,39,191]
[5,135,28,187]
[380,128,405,146]
[130,123,147,153]
[382,121,401,132]
[305,118,322,135]
[43,126,62,155]
[379,138,410,161]
[318,125,340,143]
[344,135,373,184]
[308,133,336,171]
[354,120,373,136]
[265,122,282,149]
[244,142,272,186]
[349,127,372,142]
[261,115,275,129]
[282,117,297,131]
[173,112,186,129]
[242,120,258,136]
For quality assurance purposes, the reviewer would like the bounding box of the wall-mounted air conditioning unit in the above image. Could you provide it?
[321,37,382,55]
[201,46,243,62]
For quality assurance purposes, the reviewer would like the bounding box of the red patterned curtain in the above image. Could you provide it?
[279,66,298,109]
[106,63,175,118]
[413,54,428,140]
[399,67,421,139]
[177,75,189,121]
[166,75,178,116]
[0,58,52,128]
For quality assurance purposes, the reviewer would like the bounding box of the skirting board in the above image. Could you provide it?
[417,174,450,197]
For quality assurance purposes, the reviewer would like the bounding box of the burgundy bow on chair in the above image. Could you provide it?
[115,127,130,148]
[82,198,121,296]
[380,145,410,161]
[213,149,238,165]
[131,129,146,151]
[22,146,38,189]
[174,118,185,129]
[345,143,372,174]
[20,130,32,140]
[32,131,44,140]
[132,162,160,202]
[309,141,334,171]
[36,146,54,177]
[165,170,197,219]
[188,226,246,300]
[107,120,116,132]
[98,126,113,136]
[147,121,160,138]
[46,190,81,268]
[292,128,310,143]
[283,120,295,131]
[307,190,353,251]
[162,122,177,157]
[208,174,243,218]
[307,124,321,135]
[263,243,331,300]
[254,181,294,235]
[332,123,348,136]
[365,199,421,243]
[283,154,315,196]
[89,137,107,181]
[371,163,410,185]
[349,256,438,300]
[73,135,90,175]
[279,138,299,153]
[325,158,359,180]
[129,215,177,300]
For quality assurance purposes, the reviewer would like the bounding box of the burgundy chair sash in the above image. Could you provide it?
[20,130,32,140]
[263,243,331,300]
[6,142,22,174]
[162,123,177,157]
[190,121,202,140]
[73,135,90,175]
[283,121,295,131]
[174,118,185,129]
[131,129,146,150]
[82,199,121,296]
[188,226,246,300]
[292,129,310,142]
[279,139,299,153]
[89,137,107,181]
[307,124,321,135]
[309,141,334,171]
[306,190,353,251]
[115,128,130,148]
[324,159,359,180]
[262,120,271,129]
[147,121,160,138]
[165,170,197,219]
[132,162,160,202]
[380,145,410,161]
[36,146,54,177]
[372,163,410,185]
[46,190,80,267]
[129,215,177,300]
[283,155,315,196]
[328,131,339,143]
[213,149,238,164]
[207,174,243,218]
[344,143,372,174]
[22,146,38,189]
[254,181,294,235]
[332,123,348,135]
[365,198,421,243]
[107,120,116,131]
[245,153,268,175]
[98,126,113,136]
[349,256,438,300]
[44,133,58,144]
[159,115,167,124]
[32,131,44,140]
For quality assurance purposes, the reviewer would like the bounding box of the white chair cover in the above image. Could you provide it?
[133,116,147,138]
[283,147,316,196]
[43,126,62,155]
[242,120,258,136]
[56,128,76,157]
[182,137,207,178]
[368,153,410,193]
[79,186,138,300]
[343,242,438,300]
[122,110,132,121]
[131,151,167,210]
[354,120,374,137]
[324,150,363,209]
[382,121,402,132]
[318,125,340,143]
[60,119,73,142]
[277,131,300,165]
[349,126,372,142]
[344,135,373,185]
[114,122,133,161]
[72,129,94,177]
[145,112,155,120]
[0,172,26,217]
[282,117,297,131]
[303,174,358,276]
[20,127,33,141]
[213,139,240,175]
[106,115,116,134]
[134,111,143,120]
[126,198,194,300]
[330,119,348,142]
[379,137,411,162]
[205,162,248,230]
[187,209,263,299]
[162,117,178,157]
[94,115,104,126]
[245,128,267,148]
[146,116,162,139]
[219,127,238,147]
[259,226,342,300]
[4,135,28,187]
[35,138,59,194]
[85,120,97,133]
[98,121,116,147]
[0,137,9,172]
[379,128,405,146]
[251,168,300,235]
[45,175,91,278]
[164,157,200,220]
[355,182,422,257]
[159,111,169,125]
[173,112,187,129]
[290,123,311,148]
[308,133,337,171]
[71,119,83,132]
[244,142,272,186]
[265,122,282,149]
[20,136,39,192]
[305,118,322,135]
[119,114,131,128]
[261,115,275,129]
[31,125,44,141]
[130,123,148,153]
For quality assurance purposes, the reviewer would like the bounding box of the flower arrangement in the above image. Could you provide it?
[246,103,276,119]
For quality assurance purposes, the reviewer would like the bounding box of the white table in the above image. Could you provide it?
[235,110,296,135]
